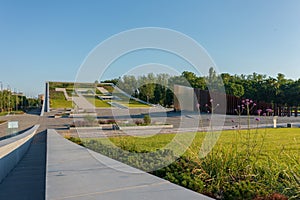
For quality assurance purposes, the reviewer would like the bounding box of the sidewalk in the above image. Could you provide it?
[0,130,46,199]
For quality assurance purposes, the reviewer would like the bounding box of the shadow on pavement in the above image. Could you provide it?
[0,130,46,200]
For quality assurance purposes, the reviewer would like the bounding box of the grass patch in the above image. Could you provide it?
[101,85,114,93]
[84,96,111,107]
[117,99,150,107]
[95,88,103,95]
[0,111,25,116]
[0,112,9,116]
[50,90,73,109]
[76,128,300,199]
[66,88,78,97]
[49,81,74,90]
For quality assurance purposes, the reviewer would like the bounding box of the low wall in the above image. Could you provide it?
[0,125,39,183]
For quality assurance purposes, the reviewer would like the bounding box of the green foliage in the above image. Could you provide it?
[114,69,300,108]
[82,139,176,172]
[143,114,151,125]
[0,89,38,113]
[66,137,84,146]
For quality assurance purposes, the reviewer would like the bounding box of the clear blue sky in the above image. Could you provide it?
[0,0,300,96]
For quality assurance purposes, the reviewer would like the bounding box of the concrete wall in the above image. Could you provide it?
[0,125,39,183]
[45,82,50,112]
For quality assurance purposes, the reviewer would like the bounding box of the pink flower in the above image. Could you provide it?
[255,118,260,122]
[257,109,262,114]
[266,109,273,113]
[210,99,213,102]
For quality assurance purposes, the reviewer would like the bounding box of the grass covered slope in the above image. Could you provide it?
[49,81,150,108]
[49,91,73,109]
[78,128,300,200]
[84,96,111,107]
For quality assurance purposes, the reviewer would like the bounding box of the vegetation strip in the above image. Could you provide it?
[68,128,300,200]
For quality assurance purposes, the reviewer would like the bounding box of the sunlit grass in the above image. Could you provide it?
[49,91,73,109]
[84,96,111,107]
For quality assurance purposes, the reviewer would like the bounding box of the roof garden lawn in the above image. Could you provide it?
[101,85,114,93]
[49,90,73,109]
[84,95,111,107]
[49,81,74,90]
[66,88,78,97]
[78,128,300,199]
[95,88,103,95]
[117,99,150,107]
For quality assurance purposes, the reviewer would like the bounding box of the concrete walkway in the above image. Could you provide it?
[72,94,95,111]
[0,130,46,200]
[46,129,212,200]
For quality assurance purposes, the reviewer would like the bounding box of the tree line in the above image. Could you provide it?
[103,67,300,107]
[0,90,38,113]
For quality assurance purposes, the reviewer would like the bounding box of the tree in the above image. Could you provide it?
[206,67,223,92]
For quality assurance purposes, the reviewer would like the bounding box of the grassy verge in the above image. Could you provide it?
[0,111,25,116]
[74,128,300,199]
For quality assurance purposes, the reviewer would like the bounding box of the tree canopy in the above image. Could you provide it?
[104,68,300,107]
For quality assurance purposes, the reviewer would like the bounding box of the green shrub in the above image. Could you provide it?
[66,137,84,146]
[143,114,151,125]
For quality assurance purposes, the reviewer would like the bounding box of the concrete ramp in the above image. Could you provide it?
[46,129,213,200]
[72,94,95,111]
[0,129,46,199]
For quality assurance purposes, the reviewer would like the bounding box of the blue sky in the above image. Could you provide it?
[0,0,300,96]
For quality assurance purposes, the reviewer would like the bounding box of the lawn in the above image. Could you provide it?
[84,95,149,108]
[76,128,300,199]
[66,88,78,97]
[84,96,111,107]
[117,99,150,108]
[101,85,114,93]
[50,91,73,109]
